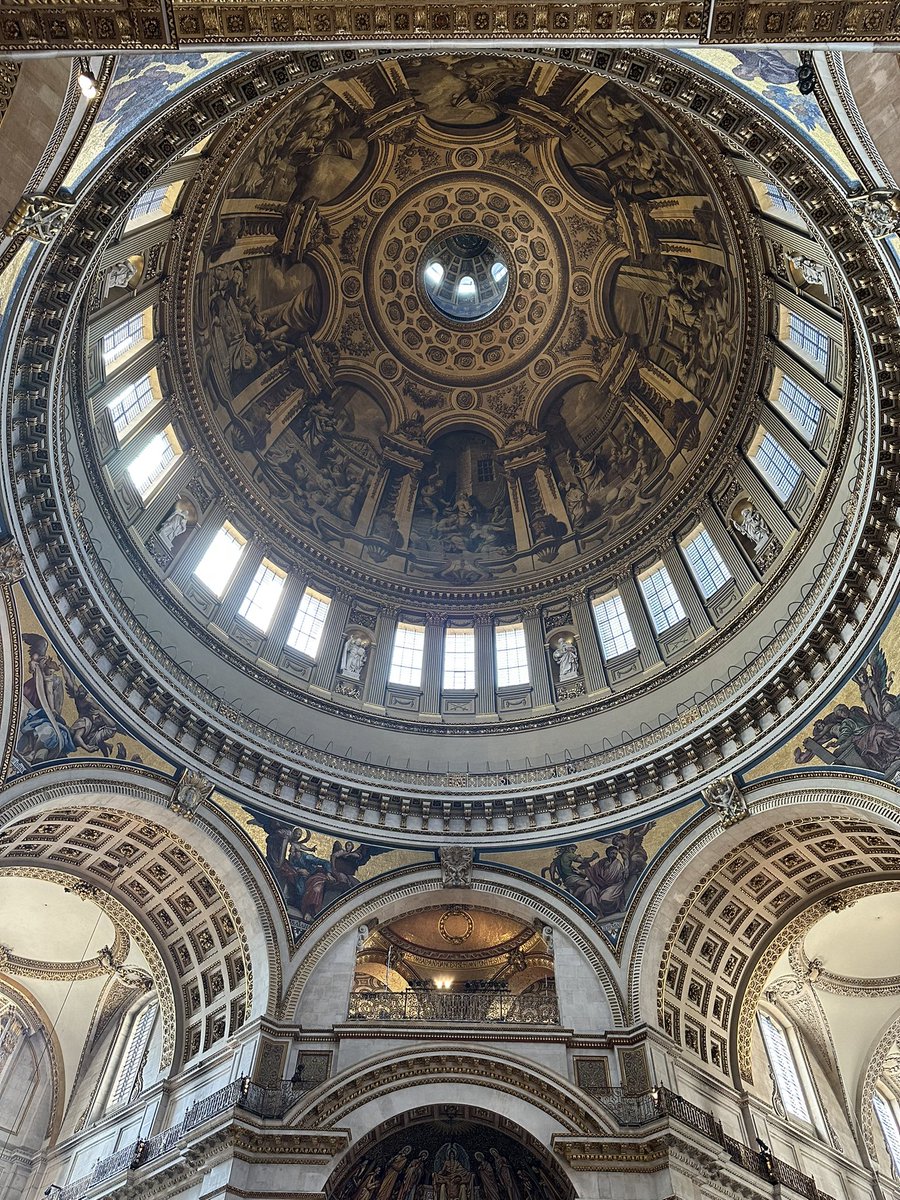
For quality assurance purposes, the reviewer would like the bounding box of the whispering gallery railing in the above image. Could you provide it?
[53,1079,834,1200]
[346,988,560,1024]
[55,1077,313,1200]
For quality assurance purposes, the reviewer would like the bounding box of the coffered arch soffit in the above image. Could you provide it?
[279,863,625,1025]
[646,777,900,1089]
[0,768,282,1067]
[3,46,897,834]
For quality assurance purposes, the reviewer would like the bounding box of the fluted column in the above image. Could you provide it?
[571,590,605,694]
[661,541,711,636]
[215,542,264,629]
[262,573,307,662]
[475,615,496,714]
[619,574,663,670]
[362,607,396,707]
[133,453,193,540]
[522,607,552,708]
[701,504,756,593]
[170,499,227,589]
[422,615,445,714]
[734,458,793,545]
[313,592,352,690]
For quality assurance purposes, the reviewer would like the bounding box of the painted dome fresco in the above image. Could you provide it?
[182,56,752,595]
[10,45,885,828]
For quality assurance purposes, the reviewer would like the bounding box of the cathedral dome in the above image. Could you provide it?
[9,48,885,836]
[178,58,754,599]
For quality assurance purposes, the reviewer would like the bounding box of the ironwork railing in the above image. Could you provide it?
[51,1079,836,1200]
[653,1087,837,1200]
[346,989,560,1025]
[54,1076,314,1200]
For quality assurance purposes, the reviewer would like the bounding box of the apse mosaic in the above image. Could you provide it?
[484,800,702,946]
[186,56,749,591]
[219,796,433,941]
[328,1115,571,1200]
[4,585,171,779]
[675,48,856,182]
[64,51,247,187]
[747,627,900,783]
[220,792,701,946]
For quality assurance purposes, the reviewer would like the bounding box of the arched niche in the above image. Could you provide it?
[281,864,624,1031]
[324,1103,575,1200]
[350,904,557,1025]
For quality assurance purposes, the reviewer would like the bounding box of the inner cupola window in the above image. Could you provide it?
[421,232,510,322]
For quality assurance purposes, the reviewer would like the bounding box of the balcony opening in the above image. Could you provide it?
[349,906,558,1025]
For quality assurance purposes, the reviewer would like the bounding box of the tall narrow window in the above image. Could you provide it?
[389,622,426,687]
[107,374,158,439]
[239,559,286,632]
[495,622,529,688]
[775,377,820,440]
[108,1002,157,1111]
[286,587,331,658]
[592,593,636,659]
[102,313,148,367]
[681,528,732,599]
[759,1011,811,1122]
[127,426,180,498]
[874,1091,900,1177]
[443,626,476,691]
[129,185,170,222]
[788,313,829,368]
[640,565,686,633]
[194,522,247,597]
[750,431,802,502]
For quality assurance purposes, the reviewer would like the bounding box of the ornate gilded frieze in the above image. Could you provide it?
[5,0,900,51]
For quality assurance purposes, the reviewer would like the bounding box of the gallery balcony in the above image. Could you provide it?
[346,982,560,1026]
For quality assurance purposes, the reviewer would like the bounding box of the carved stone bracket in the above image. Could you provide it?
[701,775,749,826]
[3,193,75,243]
[168,770,214,819]
[849,189,900,241]
[439,845,474,888]
[0,539,25,585]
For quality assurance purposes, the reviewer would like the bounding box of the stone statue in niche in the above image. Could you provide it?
[340,634,369,679]
[732,504,770,554]
[103,258,140,297]
[788,255,827,287]
[157,507,188,550]
[154,497,198,555]
[553,637,580,682]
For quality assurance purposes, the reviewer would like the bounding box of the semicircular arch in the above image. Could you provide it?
[0,764,287,1067]
[279,860,625,1025]
[629,773,900,1087]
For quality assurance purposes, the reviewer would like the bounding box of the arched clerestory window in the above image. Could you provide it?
[106,999,158,1113]
[758,1008,815,1124]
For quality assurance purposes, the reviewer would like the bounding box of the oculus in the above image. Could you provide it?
[420,231,511,322]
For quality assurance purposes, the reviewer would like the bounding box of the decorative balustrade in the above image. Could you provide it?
[50,1079,835,1200]
[653,1087,836,1200]
[346,988,560,1025]
[54,1077,313,1200]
